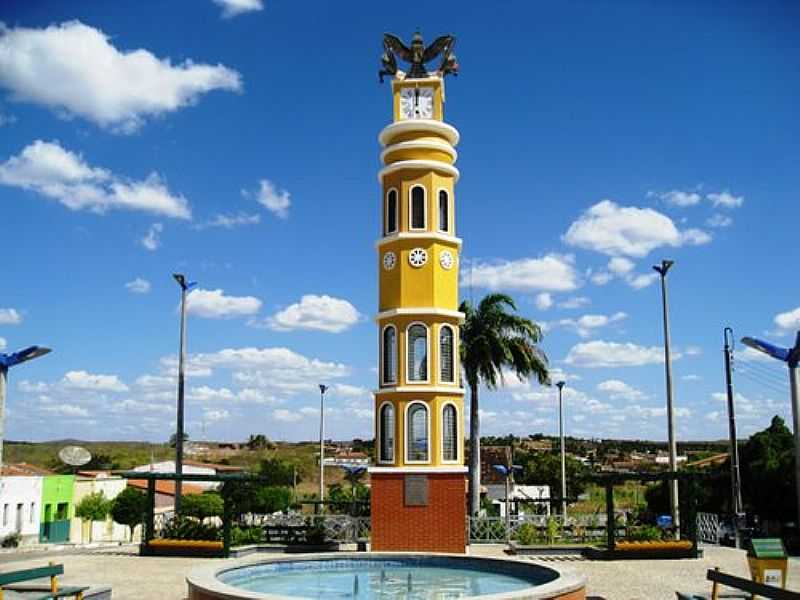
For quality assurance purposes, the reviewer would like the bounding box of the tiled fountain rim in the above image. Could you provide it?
[186,552,587,600]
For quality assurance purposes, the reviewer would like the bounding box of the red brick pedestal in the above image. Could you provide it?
[370,470,466,553]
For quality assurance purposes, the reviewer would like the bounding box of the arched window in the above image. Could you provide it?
[382,325,397,385]
[407,403,429,462]
[439,325,454,383]
[442,404,458,462]
[379,403,395,462]
[410,186,426,230]
[438,190,449,232]
[385,189,398,235]
[407,324,428,382]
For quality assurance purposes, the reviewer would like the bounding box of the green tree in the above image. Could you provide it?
[75,491,111,542]
[460,293,549,515]
[111,487,148,541]
[258,457,297,486]
[181,492,224,521]
[246,434,272,451]
[516,450,590,502]
[222,482,291,522]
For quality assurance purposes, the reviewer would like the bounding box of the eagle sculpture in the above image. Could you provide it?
[380,31,458,82]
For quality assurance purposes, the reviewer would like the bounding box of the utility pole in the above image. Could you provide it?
[173,273,195,514]
[319,384,329,507]
[556,381,567,520]
[653,259,680,538]
[723,327,743,545]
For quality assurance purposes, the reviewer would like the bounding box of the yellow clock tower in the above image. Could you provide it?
[369,32,466,553]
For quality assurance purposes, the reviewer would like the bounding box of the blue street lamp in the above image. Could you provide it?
[493,463,523,540]
[1,346,52,473]
[741,332,800,523]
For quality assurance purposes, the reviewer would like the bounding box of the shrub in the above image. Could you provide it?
[626,524,663,542]
[303,517,328,545]
[181,492,224,521]
[514,522,539,546]
[231,526,264,547]
[111,487,148,541]
[546,516,561,544]
[161,515,221,541]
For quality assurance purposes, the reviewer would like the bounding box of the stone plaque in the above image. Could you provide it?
[405,474,428,506]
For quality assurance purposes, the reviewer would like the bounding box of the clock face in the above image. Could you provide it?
[382,251,397,271]
[439,250,455,270]
[399,87,434,120]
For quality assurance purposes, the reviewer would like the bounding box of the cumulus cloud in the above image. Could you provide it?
[61,370,129,392]
[42,404,90,417]
[203,408,230,422]
[627,273,659,289]
[565,340,674,368]
[467,254,579,293]
[534,293,553,311]
[213,0,264,18]
[554,312,626,338]
[558,296,590,309]
[774,307,800,333]
[272,408,317,423]
[0,141,190,219]
[0,21,241,132]
[186,288,262,319]
[707,213,733,228]
[252,179,291,219]
[0,308,22,324]
[708,191,743,209]
[197,212,260,229]
[259,294,361,333]
[651,189,702,207]
[125,277,151,294]
[597,379,646,401]
[591,257,657,290]
[563,200,711,257]
[188,386,236,402]
[140,223,163,251]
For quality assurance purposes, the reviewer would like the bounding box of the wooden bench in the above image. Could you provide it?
[677,567,800,600]
[0,563,89,600]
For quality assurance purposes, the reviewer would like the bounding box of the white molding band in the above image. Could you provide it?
[381,140,457,165]
[368,466,468,474]
[375,385,465,395]
[378,160,460,183]
[379,120,460,147]
[375,308,465,323]
[374,232,463,249]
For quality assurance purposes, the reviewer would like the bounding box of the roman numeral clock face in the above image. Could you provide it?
[399,87,434,119]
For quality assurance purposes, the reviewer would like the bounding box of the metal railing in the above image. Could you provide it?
[467,514,623,544]
[696,512,721,545]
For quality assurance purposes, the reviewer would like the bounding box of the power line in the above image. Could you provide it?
[736,369,789,396]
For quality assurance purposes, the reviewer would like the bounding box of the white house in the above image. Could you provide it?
[485,484,551,518]
[69,472,129,543]
[131,460,242,490]
[0,475,43,545]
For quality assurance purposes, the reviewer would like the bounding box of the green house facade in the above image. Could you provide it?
[39,475,74,543]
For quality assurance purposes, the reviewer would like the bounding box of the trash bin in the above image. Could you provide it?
[747,538,788,589]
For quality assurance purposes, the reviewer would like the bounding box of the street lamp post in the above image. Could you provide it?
[173,273,196,514]
[653,259,680,539]
[319,384,329,506]
[0,346,52,473]
[723,328,744,536]
[556,381,567,520]
[741,332,800,524]
[492,464,522,542]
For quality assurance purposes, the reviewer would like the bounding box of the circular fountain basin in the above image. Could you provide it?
[187,553,586,600]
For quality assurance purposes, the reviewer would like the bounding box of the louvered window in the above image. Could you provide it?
[379,403,395,462]
[386,189,398,234]
[407,403,429,462]
[411,186,425,229]
[438,190,449,232]
[407,324,428,382]
[382,326,397,384]
[442,404,457,461]
[440,325,454,383]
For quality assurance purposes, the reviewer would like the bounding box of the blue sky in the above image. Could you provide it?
[1,1,798,444]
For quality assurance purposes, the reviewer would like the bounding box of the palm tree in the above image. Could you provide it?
[460,293,549,516]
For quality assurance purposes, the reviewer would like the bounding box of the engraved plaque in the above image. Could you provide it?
[405,474,428,506]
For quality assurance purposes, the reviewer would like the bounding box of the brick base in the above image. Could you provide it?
[370,471,466,553]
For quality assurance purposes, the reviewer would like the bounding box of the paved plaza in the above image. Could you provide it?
[1,544,798,600]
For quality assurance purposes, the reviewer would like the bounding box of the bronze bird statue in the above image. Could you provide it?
[379,31,458,82]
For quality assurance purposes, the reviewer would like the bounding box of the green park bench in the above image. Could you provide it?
[0,563,89,600]
[676,567,800,600]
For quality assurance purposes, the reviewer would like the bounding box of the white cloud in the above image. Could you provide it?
[0,21,241,132]
[627,272,658,289]
[534,293,553,311]
[565,340,675,368]
[590,271,613,286]
[0,337,6,350]
[467,254,579,293]
[558,296,590,309]
[198,212,260,229]
[707,213,733,228]
[42,403,89,417]
[186,288,262,319]
[125,277,151,294]
[652,189,702,207]
[135,374,175,389]
[140,223,163,251]
[555,312,626,338]
[608,257,635,276]
[188,386,236,402]
[253,179,291,219]
[684,346,702,356]
[262,294,361,333]
[331,384,370,399]
[597,379,646,401]
[774,307,800,333]
[213,0,264,18]
[708,191,744,209]
[0,308,22,324]
[61,370,129,392]
[736,346,775,363]
[563,200,711,257]
[272,408,314,423]
[629,404,691,419]
[203,408,230,422]
[18,380,49,393]
[0,140,191,219]
[682,374,702,381]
